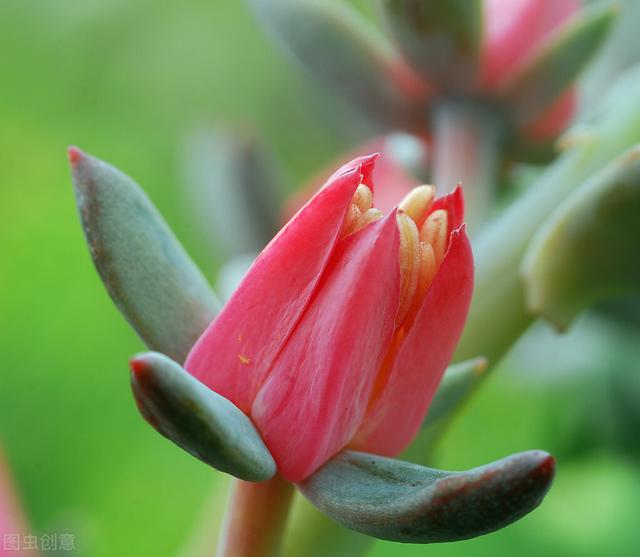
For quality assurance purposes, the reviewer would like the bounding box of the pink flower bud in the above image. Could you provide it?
[186,156,473,481]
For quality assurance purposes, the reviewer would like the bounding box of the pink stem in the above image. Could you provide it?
[215,476,294,557]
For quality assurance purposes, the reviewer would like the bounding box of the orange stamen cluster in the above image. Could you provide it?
[341,182,450,327]
[342,183,452,415]
[397,187,449,327]
[341,184,383,237]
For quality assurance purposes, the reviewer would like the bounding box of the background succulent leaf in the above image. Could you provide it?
[70,148,220,363]
[130,352,276,482]
[249,0,423,131]
[424,357,489,427]
[522,146,640,329]
[182,128,284,257]
[503,5,616,128]
[379,0,483,90]
[455,64,640,364]
[581,0,640,111]
[299,449,555,543]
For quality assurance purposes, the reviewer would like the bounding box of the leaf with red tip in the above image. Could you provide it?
[252,212,401,482]
[185,161,366,413]
[69,148,220,363]
[249,0,426,132]
[130,352,276,482]
[352,226,473,456]
[299,449,555,543]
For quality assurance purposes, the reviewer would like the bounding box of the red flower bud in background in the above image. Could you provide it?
[480,0,580,140]
[185,155,473,482]
[252,0,615,154]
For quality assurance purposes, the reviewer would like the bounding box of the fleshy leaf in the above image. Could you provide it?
[183,128,283,257]
[380,0,483,90]
[455,66,640,365]
[502,4,616,128]
[252,212,401,482]
[249,0,426,132]
[130,352,276,482]
[185,158,369,414]
[522,146,640,329]
[69,147,220,363]
[299,450,555,543]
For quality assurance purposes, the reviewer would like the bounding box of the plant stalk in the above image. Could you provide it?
[432,100,505,232]
[215,476,294,557]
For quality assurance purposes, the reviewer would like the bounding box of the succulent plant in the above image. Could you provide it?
[67,2,640,557]
[70,147,556,557]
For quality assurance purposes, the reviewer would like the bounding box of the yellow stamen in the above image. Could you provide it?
[399,185,436,225]
[396,213,421,325]
[420,209,448,265]
[353,184,373,213]
[418,242,438,298]
[341,203,362,237]
[341,185,376,237]
[351,208,384,234]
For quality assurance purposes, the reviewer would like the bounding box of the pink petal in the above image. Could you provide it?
[185,157,375,413]
[431,185,465,232]
[282,138,423,222]
[252,212,402,482]
[351,225,474,456]
[482,0,580,88]
[0,449,38,557]
[522,88,577,141]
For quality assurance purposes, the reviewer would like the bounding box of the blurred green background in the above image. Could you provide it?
[1,1,639,556]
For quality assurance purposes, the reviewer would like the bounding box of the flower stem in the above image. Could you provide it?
[216,476,294,557]
[432,100,505,232]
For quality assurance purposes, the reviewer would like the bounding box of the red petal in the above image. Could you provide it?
[430,185,465,232]
[185,159,367,412]
[482,0,580,88]
[252,212,401,482]
[352,226,474,456]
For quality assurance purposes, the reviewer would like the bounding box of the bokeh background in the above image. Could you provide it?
[1,1,639,556]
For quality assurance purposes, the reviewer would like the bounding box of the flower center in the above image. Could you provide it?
[341,184,450,327]
[340,184,383,237]
[397,186,448,326]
